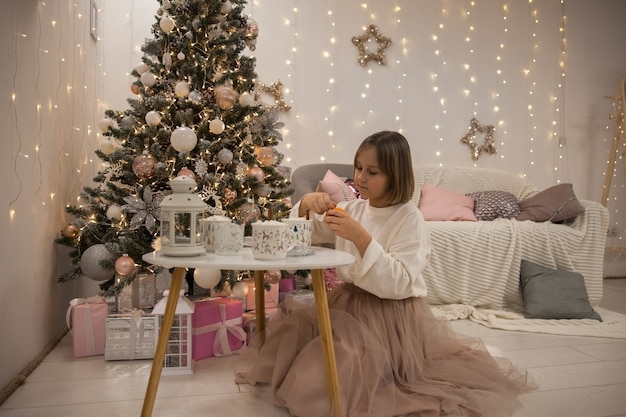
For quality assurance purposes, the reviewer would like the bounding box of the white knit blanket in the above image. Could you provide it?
[432,304,626,339]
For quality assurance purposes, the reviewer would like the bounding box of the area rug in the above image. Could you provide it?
[432,304,626,339]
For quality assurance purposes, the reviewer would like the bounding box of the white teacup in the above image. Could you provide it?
[252,221,297,260]
[201,215,231,252]
[213,221,244,256]
[281,218,313,256]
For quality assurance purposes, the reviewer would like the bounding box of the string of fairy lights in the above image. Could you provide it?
[6,0,623,244]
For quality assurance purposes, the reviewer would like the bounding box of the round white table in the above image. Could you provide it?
[141,247,354,417]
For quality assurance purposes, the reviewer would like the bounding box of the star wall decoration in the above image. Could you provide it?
[460,117,497,160]
[351,24,392,67]
[255,81,291,112]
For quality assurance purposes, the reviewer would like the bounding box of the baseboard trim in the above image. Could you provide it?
[0,327,69,406]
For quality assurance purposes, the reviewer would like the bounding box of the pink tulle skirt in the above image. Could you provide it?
[235,283,533,417]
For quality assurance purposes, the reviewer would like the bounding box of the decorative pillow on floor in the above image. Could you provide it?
[418,184,477,221]
[519,260,602,321]
[516,183,584,222]
[316,169,357,202]
[467,190,521,221]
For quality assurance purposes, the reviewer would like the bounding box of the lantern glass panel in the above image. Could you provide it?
[174,212,192,245]
[161,219,171,245]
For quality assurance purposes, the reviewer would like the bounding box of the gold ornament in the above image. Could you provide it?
[223,187,237,203]
[62,224,79,239]
[351,24,392,67]
[132,152,157,179]
[264,269,281,284]
[255,81,291,112]
[460,118,497,160]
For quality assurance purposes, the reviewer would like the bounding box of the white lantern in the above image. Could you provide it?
[159,176,207,256]
[152,289,195,375]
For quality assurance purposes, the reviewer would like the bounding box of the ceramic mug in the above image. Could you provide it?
[281,218,313,256]
[201,215,231,252]
[213,221,244,255]
[251,221,297,260]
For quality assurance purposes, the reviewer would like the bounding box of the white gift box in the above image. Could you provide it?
[104,311,156,361]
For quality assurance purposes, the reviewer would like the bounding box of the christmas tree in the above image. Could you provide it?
[56,0,292,297]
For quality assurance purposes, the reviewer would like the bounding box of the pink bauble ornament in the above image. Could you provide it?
[62,224,79,239]
[194,268,222,289]
[209,118,225,134]
[264,269,281,284]
[177,167,195,179]
[132,152,157,179]
[170,125,198,153]
[255,147,277,166]
[214,85,239,110]
[246,18,259,38]
[232,281,249,297]
[247,166,265,181]
[114,254,135,276]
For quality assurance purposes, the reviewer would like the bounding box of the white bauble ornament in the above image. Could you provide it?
[238,92,255,107]
[303,272,313,286]
[114,254,135,276]
[217,148,233,164]
[177,51,185,60]
[80,244,115,282]
[140,72,157,87]
[174,81,190,98]
[232,281,249,297]
[100,139,116,155]
[188,90,202,104]
[145,110,161,127]
[209,118,225,134]
[194,268,222,289]
[98,117,114,133]
[136,63,150,75]
[106,204,123,220]
[159,16,175,33]
[220,0,233,14]
[170,125,197,153]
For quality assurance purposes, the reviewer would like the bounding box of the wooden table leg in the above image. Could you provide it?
[311,268,343,417]
[141,267,185,417]
[253,270,266,348]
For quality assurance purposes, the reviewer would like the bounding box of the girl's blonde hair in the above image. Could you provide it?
[354,131,414,204]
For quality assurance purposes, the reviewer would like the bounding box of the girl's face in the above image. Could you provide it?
[354,147,391,207]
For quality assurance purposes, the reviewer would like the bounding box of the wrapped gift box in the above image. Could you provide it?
[66,296,108,358]
[245,281,279,311]
[117,273,157,310]
[104,311,156,360]
[281,289,315,317]
[192,298,245,360]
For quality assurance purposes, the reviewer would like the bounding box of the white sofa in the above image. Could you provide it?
[289,164,609,312]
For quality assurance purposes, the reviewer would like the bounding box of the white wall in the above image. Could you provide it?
[1,0,624,394]
[0,0,101,390]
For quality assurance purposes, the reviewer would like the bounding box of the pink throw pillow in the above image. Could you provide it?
[316,169,357,202]
[419,184,477,221]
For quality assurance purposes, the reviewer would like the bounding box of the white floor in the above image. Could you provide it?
[1,279,625,417]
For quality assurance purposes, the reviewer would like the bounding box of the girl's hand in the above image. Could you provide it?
[324,208,372,255]
[299,192,336,216]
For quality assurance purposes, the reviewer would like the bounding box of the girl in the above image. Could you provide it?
[236,131,532,417]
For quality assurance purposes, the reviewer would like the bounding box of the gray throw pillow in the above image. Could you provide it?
[467,190,520,221]
[516,183,584,222]
[519,260,602,321]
